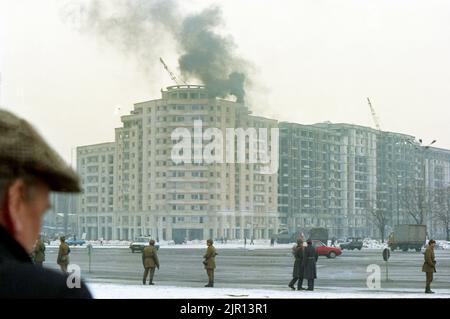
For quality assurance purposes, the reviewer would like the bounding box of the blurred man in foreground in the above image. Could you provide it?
[0,109,92,298]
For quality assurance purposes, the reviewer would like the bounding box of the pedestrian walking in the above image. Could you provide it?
[142,239,159,285]
[0,109,91,298]
[33,236,46,267]
[270,237,275,246]
[203,239,217,287]
[57,236,70,273]
[250,236,254,245]
[303,239,318,291]
[288,239,305,290]
[422,239,437,293]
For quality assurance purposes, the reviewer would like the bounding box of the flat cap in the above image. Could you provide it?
[0,109,81,192]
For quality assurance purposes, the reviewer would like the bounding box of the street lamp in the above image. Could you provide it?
[408,138,437,226]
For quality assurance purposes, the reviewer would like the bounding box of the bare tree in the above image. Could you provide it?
[400,181,427,225]
[365,200,388,242]
[431,187,450,241]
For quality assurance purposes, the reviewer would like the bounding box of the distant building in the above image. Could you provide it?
[278,121,450,239]
[77,85,278,241]
[75,86,450,241]
[76,142,115,239]
[43,192,78,237]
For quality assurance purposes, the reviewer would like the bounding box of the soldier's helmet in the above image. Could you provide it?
[207,239,213,245]
[60,236,65,242]
[149,239,155,245]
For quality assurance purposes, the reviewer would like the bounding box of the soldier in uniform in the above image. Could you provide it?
[203,239,217,287]
[422,239,437,293]
[33,235,46,266]
[142,239,159,285]
[288,239,305,290]
[57,236,70,273]
[0,109,91,298]
[303,239,318,291]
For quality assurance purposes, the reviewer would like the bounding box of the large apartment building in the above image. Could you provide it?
[75,85,450,241]
[278,121,450,239]
[278,122,377,238]
[77,85,278,241]
[77,142,115,239]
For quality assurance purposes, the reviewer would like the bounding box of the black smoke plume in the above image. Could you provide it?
[61,0,248,102]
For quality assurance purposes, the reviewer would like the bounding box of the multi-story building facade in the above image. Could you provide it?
[43,193,78,237]
[279,121,450,239]
[278,122,378,238]
[425,147,450,239]
[76,86,450,241]
[76,142,115,240]
[77,85,278,241]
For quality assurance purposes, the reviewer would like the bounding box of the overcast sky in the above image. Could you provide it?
[1,0,450,165]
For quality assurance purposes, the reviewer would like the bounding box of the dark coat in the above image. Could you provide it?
[57,242,70,266]
[422,246,436,273]
[33,239,46,263]
[292,244,305,277]
[203,245,217,269]
[142,245,159,269]
[0,226,92,298]
[303,244,318,280]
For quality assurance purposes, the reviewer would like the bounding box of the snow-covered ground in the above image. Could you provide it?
[47,238,450,250]
[87,283,450,299]
[436,240,450,250]
[48,239,295,249]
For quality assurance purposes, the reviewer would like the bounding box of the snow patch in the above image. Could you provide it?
[86,283,450,299]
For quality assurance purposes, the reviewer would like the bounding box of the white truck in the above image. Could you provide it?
[388,224,427,252]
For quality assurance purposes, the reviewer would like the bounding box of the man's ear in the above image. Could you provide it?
[4,179,26,235]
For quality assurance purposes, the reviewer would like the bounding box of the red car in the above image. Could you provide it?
[311,240,342,258]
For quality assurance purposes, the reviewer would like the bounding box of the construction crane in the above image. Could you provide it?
[159,57,186,85]
[367,97,381,131]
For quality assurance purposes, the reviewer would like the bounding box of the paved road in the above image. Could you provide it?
[42,247,450,291]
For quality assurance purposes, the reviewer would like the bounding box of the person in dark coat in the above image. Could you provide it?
[422,239,437,293]
[288,239,305,290]
[57,236,70,273]
[203,239,217,287]
[142,239,160,285]
[33,236,46,266]
[303,239,318,291]
[0,109,92,298]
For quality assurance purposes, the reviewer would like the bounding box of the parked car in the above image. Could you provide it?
[129,236,160,253]
[340,237,363,250]
[311,240,342,258]
[66,238,86,246]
